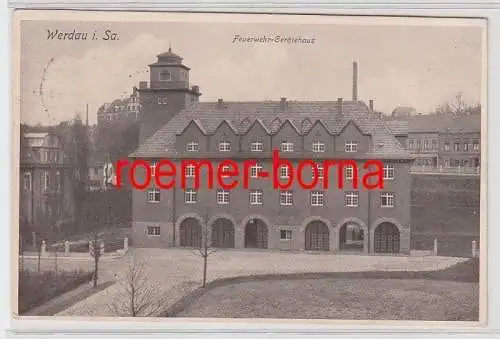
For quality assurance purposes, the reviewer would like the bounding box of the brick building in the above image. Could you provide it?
[129,51,414,254]
[386,114,481,168]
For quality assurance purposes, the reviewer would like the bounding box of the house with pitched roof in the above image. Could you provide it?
[129,51,414,254]
[19,132,74,238]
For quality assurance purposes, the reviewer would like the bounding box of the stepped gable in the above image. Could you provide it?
[130,100,411,159]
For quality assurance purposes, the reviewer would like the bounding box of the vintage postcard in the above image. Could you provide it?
[11,10,487,324]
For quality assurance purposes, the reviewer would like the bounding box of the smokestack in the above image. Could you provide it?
[337,97,343,113]
[352,61,358,102]
[369,99,374,112]
[86,103,89,127]
[280,97,287,110]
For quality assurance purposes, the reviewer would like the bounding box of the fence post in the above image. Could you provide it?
[472,240,477,257]
[41,240,46,256]
[124,237,128,251]
[433,238,438,256]
[64,240,70,256]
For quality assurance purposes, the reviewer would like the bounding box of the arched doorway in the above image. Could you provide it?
[211,218,235,248]
[339,223,364,252]
[179,217,202,248]
[374,222,400,254]
[305,220,330,251]
[244,219,268,249]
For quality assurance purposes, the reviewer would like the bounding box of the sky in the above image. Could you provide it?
[18,14,485,125]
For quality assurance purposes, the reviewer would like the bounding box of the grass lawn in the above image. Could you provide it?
[173,258,480,321]
[176,278,478,321]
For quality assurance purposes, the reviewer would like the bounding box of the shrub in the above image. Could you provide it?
[18,269,92,314]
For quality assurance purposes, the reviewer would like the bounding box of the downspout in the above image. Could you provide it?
[367,185,371,254]
[172,179,176,247]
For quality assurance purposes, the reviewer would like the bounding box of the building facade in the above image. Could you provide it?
[386,114,481,169]
[19,132,74,233]
[129,52,413,255]
[97,87,141,125]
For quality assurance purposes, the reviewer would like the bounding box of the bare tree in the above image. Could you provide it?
[436,93,481,116]
[194,222,216,288]
[107,255,167,317]
[89,230,102,288]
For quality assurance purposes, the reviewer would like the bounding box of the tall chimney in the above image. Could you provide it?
[280,97,287,110]
[337,97,343,113]
[352,61,358,102]
[369,99,374,112]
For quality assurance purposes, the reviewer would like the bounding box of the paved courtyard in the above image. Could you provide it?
[20,248,468,317]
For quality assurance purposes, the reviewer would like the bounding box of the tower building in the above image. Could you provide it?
[137,47,202,143]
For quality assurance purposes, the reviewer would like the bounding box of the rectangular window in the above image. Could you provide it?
[251,141,263,152]
[312,141,325,153]
[216,189,230,205]
[381,192,395,208]
[186,142,199,152]
[44,171,50,192]
[280,190,293,206]
[220,165,231,178]
[444,142,450,151]
[473,140,480,151]
[344,165,354,180]
[311,191,325,207]
[280,230,292,240]
[280,165,289,179]
[184,189,197,204]
[281,141,294,152]
[185,164,196,178]
[416,140,421,149]
[345,141,358,153]
[157,96,168,105]
[408,140,414,149]
[454,142,460,152]
[464,142,469,152]
[146,188,160,203]
[55,171,61,192]
[150,161,157,177]
[218,141,231,152]
[345,191,359,207]
[432,140,438,149]
[147,226,161,236]
[159,70,171,81]
[383,164,395,180]
[424,140,429,149]
[250,162,263,178]
[23,172,31,191]
[249,189,263,205]
[314,163,324,181]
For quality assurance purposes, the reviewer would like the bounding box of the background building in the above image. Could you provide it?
[386,114,481,171]
[97,87,141,125]
[19,132,74,238]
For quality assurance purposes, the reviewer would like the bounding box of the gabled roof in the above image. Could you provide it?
[131,100,412,159]
[384,120,408,135]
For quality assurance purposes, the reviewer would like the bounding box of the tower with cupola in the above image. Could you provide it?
[137,47,202,143]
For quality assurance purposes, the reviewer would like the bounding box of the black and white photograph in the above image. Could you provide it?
[12,11,486,323]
